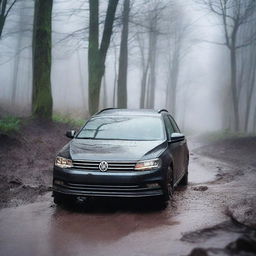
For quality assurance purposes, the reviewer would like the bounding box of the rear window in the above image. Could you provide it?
[77,116,165,141]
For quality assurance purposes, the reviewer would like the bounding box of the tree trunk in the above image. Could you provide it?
[113,43,117,107]
[11,0,25,106]
[0,0,18,39]
[76,50,87,111]
[253,107,256,132]
[88,61,104,114]
[244,59,256,132]
[0,0,7,38]
[140,65,149,108]
[145,14,158,109]
[117,0,130,108]
[146,27,157,108]
[166,39,181,117]
[102,74,107,108]
[230,47,239,131]
[32,0,53,119]
[88,0,119,115]
[136,32,149,109]
[11,37,22,106]
[88,0,100,115]
[167,62,179,116]
[0,15,6,38]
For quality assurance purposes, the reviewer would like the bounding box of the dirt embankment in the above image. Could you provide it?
[186,136,256,256]
[0,119,75,208]
[196,136,256,168]
[196,137,256,228]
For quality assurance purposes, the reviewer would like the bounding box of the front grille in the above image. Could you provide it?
[72,160,136,172]
[65,183,143,191]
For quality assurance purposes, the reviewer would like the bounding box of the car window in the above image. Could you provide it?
[77,116,165,141]
[163,115,175,140]
[168,115,180,133]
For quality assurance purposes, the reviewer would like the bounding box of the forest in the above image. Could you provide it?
[0,0,256,133]
[1,2,256,255]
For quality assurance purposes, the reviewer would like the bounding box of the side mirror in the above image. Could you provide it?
[66,130,76,138]
[170,132,185,143]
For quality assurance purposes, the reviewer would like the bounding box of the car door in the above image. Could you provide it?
[168,115,186,180]
[163,114,181,185]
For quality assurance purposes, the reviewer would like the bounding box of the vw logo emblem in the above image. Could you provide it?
[99,161,108,172]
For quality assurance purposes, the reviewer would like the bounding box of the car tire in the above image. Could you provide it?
[53,192,63,205]
[154,198,168,210]
[53,193,76,206]
[179,157,189,186]
[179,171,188,186]
[162,166,174,202]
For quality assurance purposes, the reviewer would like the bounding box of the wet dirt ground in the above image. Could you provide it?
[0,130,256,256]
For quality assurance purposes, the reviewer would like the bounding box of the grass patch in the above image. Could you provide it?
[0,116,20,135]
[52,114,85,127]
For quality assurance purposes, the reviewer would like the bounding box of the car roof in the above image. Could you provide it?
[94,108,168,117]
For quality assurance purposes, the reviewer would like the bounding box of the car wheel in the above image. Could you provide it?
[179,172,188,186]
[53,192,63,205]
[179,159,189,186]
[162,166,174,201]
[53,192,76,206]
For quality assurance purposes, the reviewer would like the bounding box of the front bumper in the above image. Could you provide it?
[52,166,164,198]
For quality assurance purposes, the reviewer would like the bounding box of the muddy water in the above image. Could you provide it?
[0,144,242,256]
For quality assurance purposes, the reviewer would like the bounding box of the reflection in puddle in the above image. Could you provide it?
[0,150,233,256]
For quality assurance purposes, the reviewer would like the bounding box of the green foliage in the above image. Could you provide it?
[0,116,20,135]
[52,114,85,127]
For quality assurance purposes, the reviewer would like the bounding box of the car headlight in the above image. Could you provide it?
[135,158,161,171]
[55,156,73,168]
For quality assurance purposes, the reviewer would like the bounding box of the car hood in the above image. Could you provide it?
[59,139,167,161]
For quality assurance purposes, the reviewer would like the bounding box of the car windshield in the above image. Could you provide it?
[77,116,165,141]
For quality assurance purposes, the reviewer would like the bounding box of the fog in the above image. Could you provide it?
[0,0,255,133]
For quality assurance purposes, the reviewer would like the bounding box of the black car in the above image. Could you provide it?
[52,108,189,205]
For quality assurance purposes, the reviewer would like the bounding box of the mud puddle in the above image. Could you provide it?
[1,136,256,256]
[0,150,236,256]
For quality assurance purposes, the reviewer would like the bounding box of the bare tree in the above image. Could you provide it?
[200,0,256,131]
[164,5,189,117]
[117,0,130,108]
[243,44,256,132]
[146,7,158,108]
[76,49,87,110]
[136,31,150,108]
[11,0,28,106]
[112,40,118,107]
[0,0,17,38]
[236,12,256,132]
[88,0,119,115]
[133,0,166,109]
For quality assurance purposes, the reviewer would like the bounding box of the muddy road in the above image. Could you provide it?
[0,132,256,256]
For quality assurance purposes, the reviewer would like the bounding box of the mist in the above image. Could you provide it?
[0,0,255,134]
